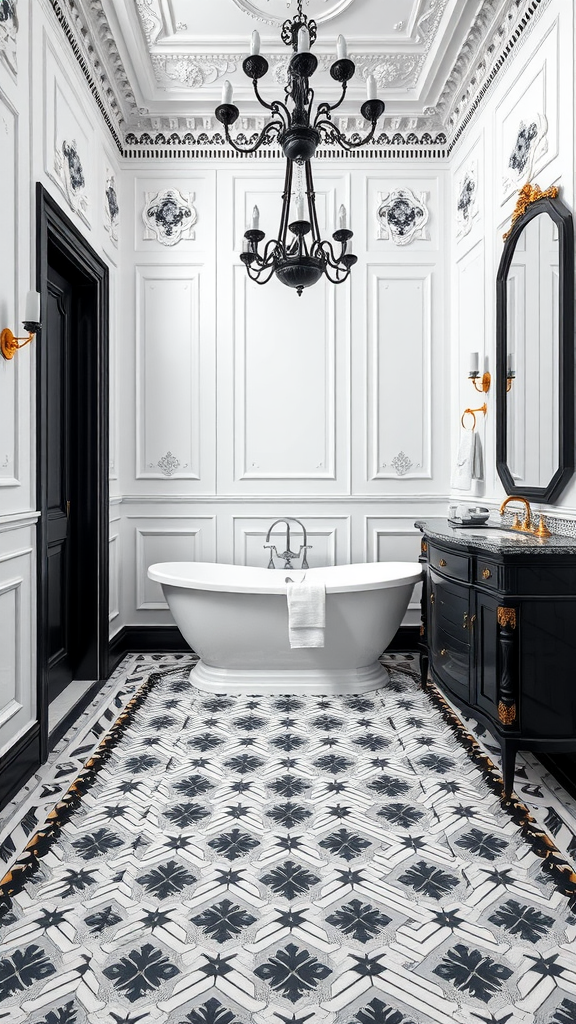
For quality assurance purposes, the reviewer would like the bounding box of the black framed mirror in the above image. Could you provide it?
[496,190,574,502]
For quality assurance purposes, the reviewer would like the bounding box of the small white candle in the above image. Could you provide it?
[222,80,233,105]
[251,30,260,55]
[296,196,305,221]
[338,204,347,230]
[470,351,479,375]
[297,26,310,52]
[366,74,377,100]
[24,290,40,323]
[337,34,347,59]
[507,352,514,376]
[242,237,250,252]
[251,205,260,231]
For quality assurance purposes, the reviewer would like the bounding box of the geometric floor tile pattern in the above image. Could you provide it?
[2,661,576,1022]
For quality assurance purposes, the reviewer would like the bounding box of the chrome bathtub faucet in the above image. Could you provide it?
[264,518,312,569]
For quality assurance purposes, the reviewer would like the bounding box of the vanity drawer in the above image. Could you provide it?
[431,626,470,703]
[430,571,471,638]
[474,560,502,589]
[428,544,471,582]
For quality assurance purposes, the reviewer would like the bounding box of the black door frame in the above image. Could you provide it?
[36,184,109,761]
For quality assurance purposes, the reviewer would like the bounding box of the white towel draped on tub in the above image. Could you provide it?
[286,579,326,648]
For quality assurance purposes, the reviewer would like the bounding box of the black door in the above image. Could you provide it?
[37,186,109,759]
[45,264,75,702]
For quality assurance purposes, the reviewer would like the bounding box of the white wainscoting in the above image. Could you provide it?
[0,526,35,758]
[230,514,352,569]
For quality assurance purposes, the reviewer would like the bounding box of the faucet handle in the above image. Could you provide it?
[263,544,277,569]
[299,544,312,570]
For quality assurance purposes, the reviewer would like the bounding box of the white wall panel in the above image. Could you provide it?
[366,266,433,482]
[130,516,217,611]
[0,530,35,758]
[364,516,426,623]
[109,530,120,625]
[0,89,19,495]
[135,265,210,484]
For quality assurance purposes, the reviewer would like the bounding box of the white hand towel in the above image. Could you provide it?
[287,580,326,648]
[472,430,484,482]
[451,427,476,490]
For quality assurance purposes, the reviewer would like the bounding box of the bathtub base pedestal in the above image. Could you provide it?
[190,659,390,695]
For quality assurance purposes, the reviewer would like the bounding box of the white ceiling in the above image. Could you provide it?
[78,0,522,142]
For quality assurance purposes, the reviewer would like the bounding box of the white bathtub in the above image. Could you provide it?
[147,561,422,694]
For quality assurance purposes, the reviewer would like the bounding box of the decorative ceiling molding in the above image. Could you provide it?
[48,0,549,157]
[229,0,356,27]
[135,0,163,45]
[0,0,18,75]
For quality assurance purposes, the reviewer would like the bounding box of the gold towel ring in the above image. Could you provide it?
[461,409,476,430]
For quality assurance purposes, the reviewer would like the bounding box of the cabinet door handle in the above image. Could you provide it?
[440,648,447,656]
[463,613,468,628]
[482,568,492,579]
[470,614,476,627]
[430,593,435,604]
[439,558,447,567]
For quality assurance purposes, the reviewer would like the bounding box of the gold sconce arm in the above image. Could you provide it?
[506,373,515,393]
[469,371,491,394]
[1,323,40,361]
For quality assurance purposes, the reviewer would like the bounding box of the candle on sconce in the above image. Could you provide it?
[507,352,514,376]
[297,26,310,52]
[366,74,377,100]
[251,30,260,55]
[24,290,41,324]
[222,80,233,105]
[338,204,347,230]
[251,205,260,231]
[337,34,347,59]
[242,237,250,253]
[470,352,479,376]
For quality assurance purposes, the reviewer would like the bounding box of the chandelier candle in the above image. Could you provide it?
[215,0,385,294]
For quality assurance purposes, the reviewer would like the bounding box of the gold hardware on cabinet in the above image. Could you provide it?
[419,624,425,637]
[469,614,476,627]
[481,568,491,579]
[463,613,468,628]
[430,593,435,604]
[440,649,447,656]
[439,558,447,567]
[498,700,517,725]
[421,541,427,553]
[497,606,517,629]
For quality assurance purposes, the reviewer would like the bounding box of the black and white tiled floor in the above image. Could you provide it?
[2,654,576,1022]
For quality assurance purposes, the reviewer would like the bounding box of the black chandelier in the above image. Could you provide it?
[214,0,385,295]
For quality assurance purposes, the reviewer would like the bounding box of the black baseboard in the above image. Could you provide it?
[48,678,107,753]
[108,622,419,671]
[0,724,41,813]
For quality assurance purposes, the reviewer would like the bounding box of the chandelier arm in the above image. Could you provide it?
[315,117,379,150]
[223,120,284,154]
[314,238,342,269]
[246,264,278,286]
[324,265,351,285]
[253,80,291,126]
[314,82,348,124]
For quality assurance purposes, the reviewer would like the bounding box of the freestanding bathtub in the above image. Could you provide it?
[148,561,422,694]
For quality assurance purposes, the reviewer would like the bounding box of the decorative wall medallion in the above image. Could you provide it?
[230,0,355,26]
[0,0,17,75]
[391,451,414,476]
[104,171,119,243]
[503,113,548,190]
[151,55,237,89]
[149,451,188,476]
[54,140,89,223]
[456,161,478,239]
[142,189,197,245]
[377,188,429,245]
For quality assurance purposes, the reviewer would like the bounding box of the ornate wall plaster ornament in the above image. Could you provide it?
[142,189,197,245]
[149,452,188,476]
[151,54,237,89]
[390,452,414,476]
[354,55,423,91]
[377,189,429,245]
[455,161,478,238]
[104,172,119,243]
[55,140,89,223]
[503,113,548,190]
[0,0,17,74]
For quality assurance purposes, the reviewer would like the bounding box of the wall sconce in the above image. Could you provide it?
[468,352,491,393]
[1,291,41,360]
[506,352,515,392]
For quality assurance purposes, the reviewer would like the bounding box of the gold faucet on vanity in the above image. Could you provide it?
[499,496,552,538]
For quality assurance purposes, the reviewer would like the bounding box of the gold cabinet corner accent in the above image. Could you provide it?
[439,558,447,567]
[503,183,559,239]
[497,606,517,629]
[482,567,492,579]
[421,541,427,553]
[498,701,517,725]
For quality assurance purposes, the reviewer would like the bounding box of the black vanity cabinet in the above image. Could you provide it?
[417,521,576,797]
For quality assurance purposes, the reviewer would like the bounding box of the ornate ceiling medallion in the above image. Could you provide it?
[231,0,355,26]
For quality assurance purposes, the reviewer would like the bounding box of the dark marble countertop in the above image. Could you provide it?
[414,518,576,555]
